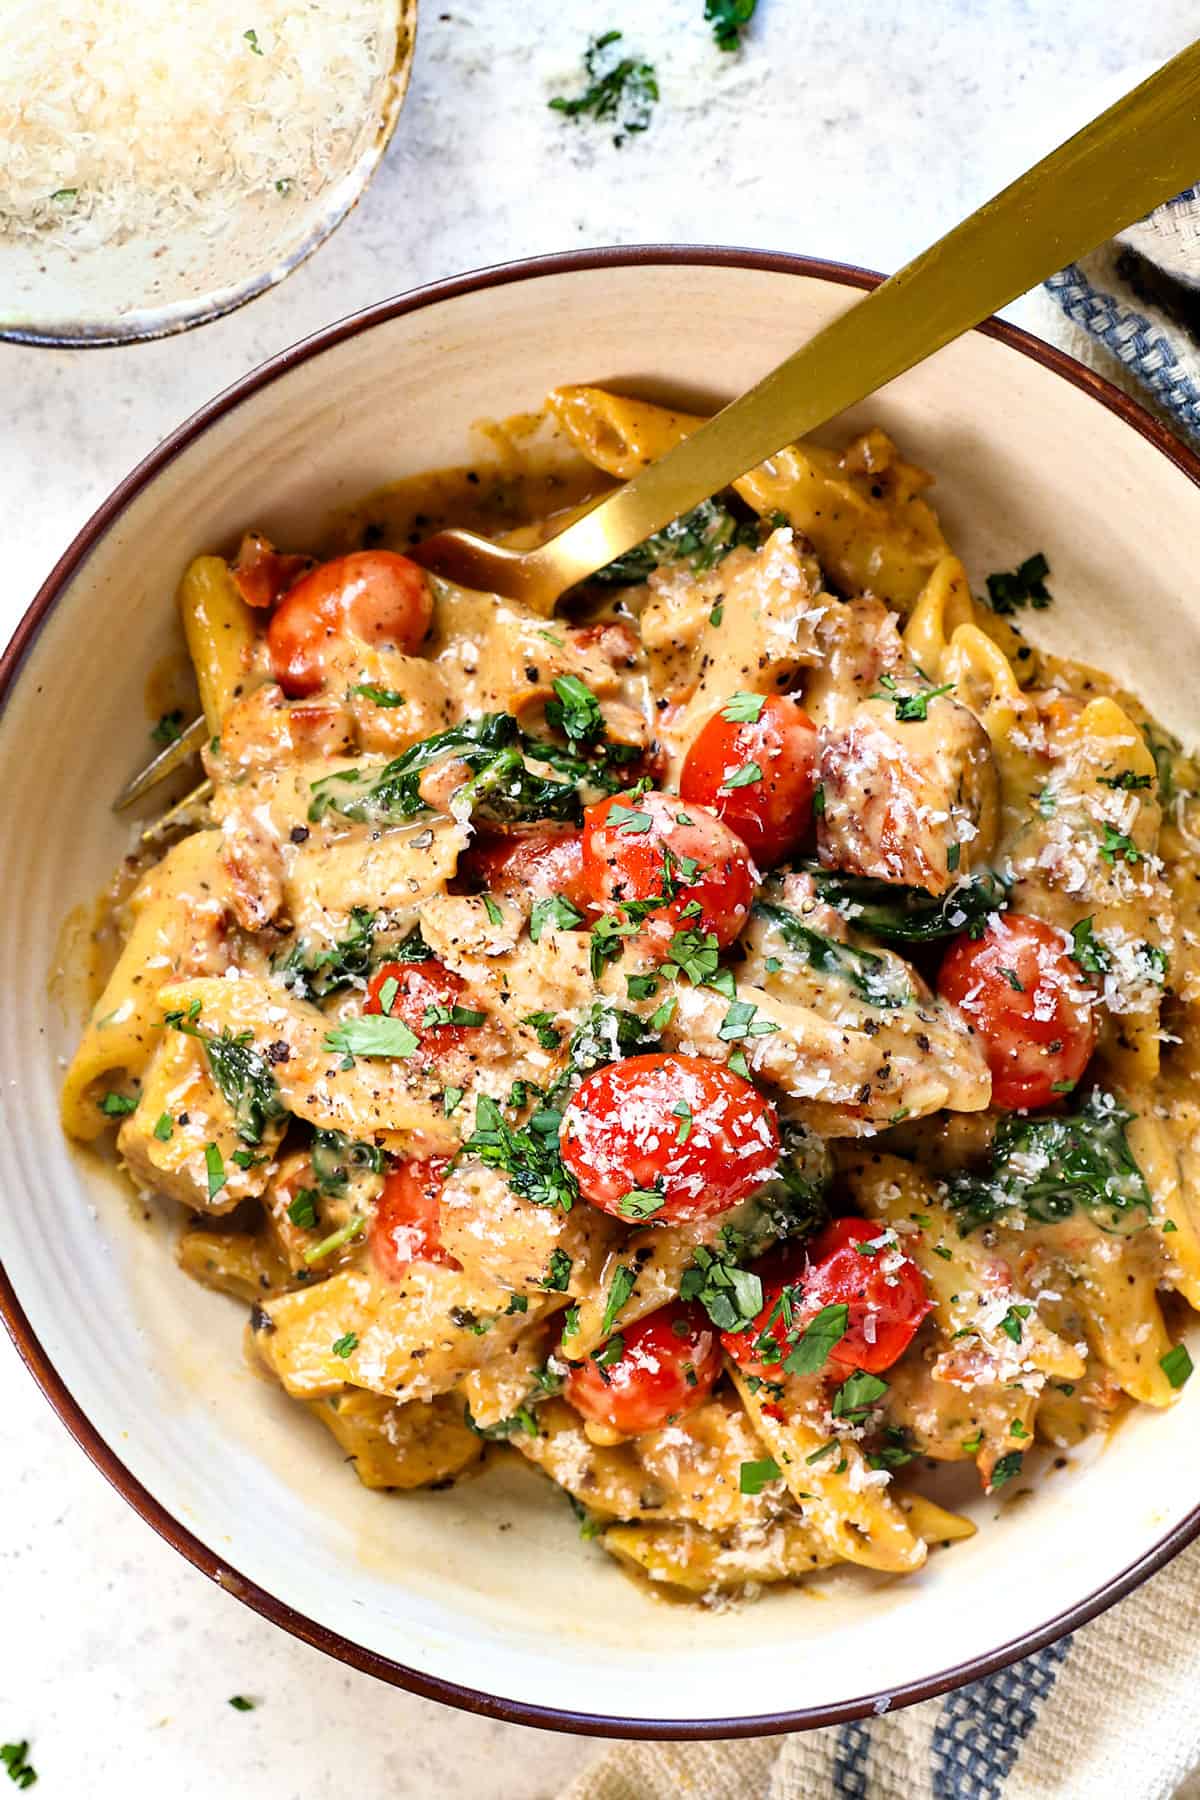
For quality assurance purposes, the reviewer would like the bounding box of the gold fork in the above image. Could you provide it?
[117,38,1200,810]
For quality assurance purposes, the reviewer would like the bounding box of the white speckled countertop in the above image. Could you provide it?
[3,3,1197,1793]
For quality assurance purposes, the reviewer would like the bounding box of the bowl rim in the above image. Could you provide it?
[5,243,1200,1739]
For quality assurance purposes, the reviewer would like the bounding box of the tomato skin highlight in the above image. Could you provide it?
[722,1218,931,1377]
[365,958,474,1060]
[267,551,432,697]
[560,1052,781,1224]
[581,789,754,949]
[370,1158,455,1279]
[937,913,1097,1111]
[565,1301,722,1436]
[460,828,590,913]
[679,695,819,866]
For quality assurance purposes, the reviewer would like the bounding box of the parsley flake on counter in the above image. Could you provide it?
[243,27,263,53]
[738,1456,780,1495]
[706,0,758,51]
[549,31,659,146]
[228,1695,257,1711]
[0,1742,37,1790]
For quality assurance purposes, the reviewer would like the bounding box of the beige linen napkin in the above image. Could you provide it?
[566,187,1200,1800]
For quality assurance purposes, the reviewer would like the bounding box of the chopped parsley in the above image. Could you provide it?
[738,1456,780,1495]
[522,1011,562,1050]
[592,496,757,584]
[722,691,766,724]
[718,997,780,1041]
[1069,916,1109,974]
[548,31,659,145]
[465,1094,579,1213]
[706,0,758,51]
[530,893,584,942]
[600,1264,638,1335]
[721,760,762,790]
[989,1450,1024,1488]
[1,1742,37,1790]
[1161,1344,1193,1389]
[153,1111,174,1141]
[323,1016,419,1061]
[286,1189,319,1230]
[303,1215,366,1266]
[984,551,1052,615]
[680,1245,763,1332]
[204,1143,226,1202]
[150,708,185,745]
[831,1370,888,1420]
[1099,825,1142,866]
[244,26,263,53]
[783,1302,849,1376]
[541,1249,573,1292]
[616,1185,665,1221]
[999,1304,1031,1344]
[331,1332,358,1358]
[546,675,604,747]
[1098,770,1151,791]
[672,1099,693,1144]
[228,1695,257,1711]
[100,1090,136,1117]
[871,671,955,722]
[350,684,406,708]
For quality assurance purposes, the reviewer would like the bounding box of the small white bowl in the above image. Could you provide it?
[3,249,1200,1735]
[0,1,416,348]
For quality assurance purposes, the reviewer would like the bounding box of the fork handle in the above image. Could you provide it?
[519,38,1200,605]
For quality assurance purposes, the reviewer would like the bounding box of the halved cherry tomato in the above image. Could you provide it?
[460,828,590,914]
[937,914,1096,1110]
[267,551,432,697]
[560,1052,781,1224]
[370,1158,455,1279]
[565,1300,722,1436]
[679,694,819,866]
[722,1218,931,1378]
[365,958,477,1060]
[581,789,753,949]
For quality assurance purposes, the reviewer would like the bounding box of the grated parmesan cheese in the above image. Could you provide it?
[0,0,397,246]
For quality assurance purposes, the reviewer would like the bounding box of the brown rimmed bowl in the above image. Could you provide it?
[3,248,1200,1736]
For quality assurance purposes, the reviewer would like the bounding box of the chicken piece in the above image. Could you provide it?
[817,694,999,895]
[437,1161,618,1297]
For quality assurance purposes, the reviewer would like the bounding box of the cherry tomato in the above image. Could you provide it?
[560,1052,781,1224]
[679,695,819,866]
[365,958,477,1060]
[461,828,590,914]
[937,914,1096,1110]
[267,551,432,697]
[565,1301,722,1436]
[722,1218,931,1378]
[581,790,753,949]
[370,1158,455,1279]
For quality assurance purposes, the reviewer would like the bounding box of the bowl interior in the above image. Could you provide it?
[4,257,1200,1729]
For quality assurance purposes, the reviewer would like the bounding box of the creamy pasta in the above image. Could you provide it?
[62,388,1200,1602]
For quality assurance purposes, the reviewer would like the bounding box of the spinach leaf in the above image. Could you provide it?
[948,1088,1151,1237]
[591,496,761,586]
[274,906,376,1000]
[752,899,912,1008]
[308,714,582,827]
[799,865,1010,944]
[310,1129,387,1195]
[164,1012,284,1145]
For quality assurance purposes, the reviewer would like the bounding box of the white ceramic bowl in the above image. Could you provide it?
[0,2,416,348]
[4,249,1200,1736]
